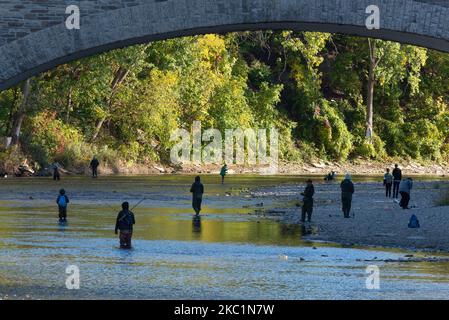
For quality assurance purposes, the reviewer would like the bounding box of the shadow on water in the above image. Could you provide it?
[192,215,202,234]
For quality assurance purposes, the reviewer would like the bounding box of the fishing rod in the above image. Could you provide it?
[102,202,117,211]
[131,197,147,211]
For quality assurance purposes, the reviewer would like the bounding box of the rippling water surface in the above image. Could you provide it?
[0,175,448,299]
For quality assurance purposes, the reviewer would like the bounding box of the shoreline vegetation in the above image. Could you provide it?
[1,32,449,181]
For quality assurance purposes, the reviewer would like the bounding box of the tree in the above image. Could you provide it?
[10,79,31,145]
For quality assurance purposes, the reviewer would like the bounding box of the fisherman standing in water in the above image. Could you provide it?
[90,156,100,178]
[115,202,136,249]
[51,160,61,181]
[340,173,355,218]
[300,179,315,223]
[190,176,204,216]
[56,189,69,223]
[220,164,228,184]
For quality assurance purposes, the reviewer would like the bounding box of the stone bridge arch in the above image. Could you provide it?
[0,0,448,90]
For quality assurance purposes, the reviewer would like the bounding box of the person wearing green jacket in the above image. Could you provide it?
[220,164,228,184]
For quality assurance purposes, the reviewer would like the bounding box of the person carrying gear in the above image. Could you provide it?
[115,202,136,249]
[56,189,69,223]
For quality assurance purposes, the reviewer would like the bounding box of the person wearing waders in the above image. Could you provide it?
[220,164,228,184]
[392,164,402,199]
[300,179,315,223]
[115,202,136,249]
[51,160,61,181]
[90,156,100,178]
[56,189,69,223]
[384,168,393,198]
[340,174,355,218]
[190,176,204,216]
[399,178,413,209]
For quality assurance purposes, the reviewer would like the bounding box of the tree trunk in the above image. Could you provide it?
[91,116,106,141]
[366,39,376,140]
[65,87,72,123]
[10,79,31,145]
[91,67,130,141]
[5,88,19,136]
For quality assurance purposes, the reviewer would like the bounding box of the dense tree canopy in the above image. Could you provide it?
[0,31,448,171]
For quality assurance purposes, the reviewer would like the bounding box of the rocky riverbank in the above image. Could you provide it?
[3,156,448,177]
[249,180,449,252]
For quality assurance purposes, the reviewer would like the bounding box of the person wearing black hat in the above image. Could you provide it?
[190,176,204,216]
[115,202,136,249]
[392,164,402,199]
[300,179,315,222]
[89,156,100,178]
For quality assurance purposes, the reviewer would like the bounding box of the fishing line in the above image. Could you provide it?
[131,198,147,211]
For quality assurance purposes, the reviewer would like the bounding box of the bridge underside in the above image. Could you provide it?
[0,0,448,90]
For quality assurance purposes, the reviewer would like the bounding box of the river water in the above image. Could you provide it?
[0,175,448,299]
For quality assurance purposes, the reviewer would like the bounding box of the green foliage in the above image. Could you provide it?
[313,100,353,160]
[0,31,448,168]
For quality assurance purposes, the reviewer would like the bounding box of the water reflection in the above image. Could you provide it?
[301,224,319,236]
[192,215,201,234]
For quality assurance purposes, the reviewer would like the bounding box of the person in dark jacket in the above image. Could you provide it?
[220,164,228,184]
[56,189,69,222]
[190,176,204,216]
[340,174,355,218]
[301,179,315,222]
[115,202,136,249]
[51,160,61,181]
[392,164,402,199]
[90,156,100,178]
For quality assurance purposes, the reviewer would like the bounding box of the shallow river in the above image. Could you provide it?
[0,175,448,299]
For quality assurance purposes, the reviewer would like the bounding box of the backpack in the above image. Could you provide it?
[58,195,67,207]
[119,211,133,228]
[408,214,420,228]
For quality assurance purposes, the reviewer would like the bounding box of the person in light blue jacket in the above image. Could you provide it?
[399,178,413,209]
